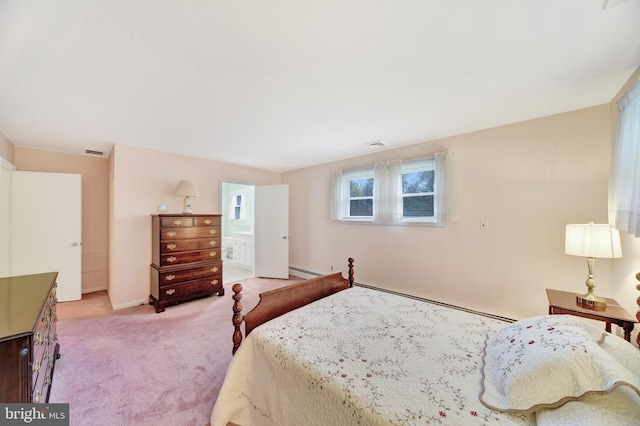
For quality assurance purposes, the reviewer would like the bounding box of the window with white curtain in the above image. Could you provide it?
[608,78,640,237]
[331,152,456,224]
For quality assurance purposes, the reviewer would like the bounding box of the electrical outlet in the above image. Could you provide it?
[480,220,488,231]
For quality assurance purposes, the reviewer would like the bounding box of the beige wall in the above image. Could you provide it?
[284,104,613,321]
[0,131,15,164]
[14,148,110,294]
[108,143,281,310]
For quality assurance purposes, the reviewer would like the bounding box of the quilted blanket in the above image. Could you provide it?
[211,286,535,425]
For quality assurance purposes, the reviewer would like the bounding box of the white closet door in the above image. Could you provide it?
[12,171,82,301]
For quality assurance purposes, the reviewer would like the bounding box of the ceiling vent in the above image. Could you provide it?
[365,140,386,150]
[85,149,105,156]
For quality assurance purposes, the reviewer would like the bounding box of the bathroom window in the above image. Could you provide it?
[229,191,246,220]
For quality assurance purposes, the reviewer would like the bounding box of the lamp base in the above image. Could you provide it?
[576,292,607,311]
[182,196,193,214]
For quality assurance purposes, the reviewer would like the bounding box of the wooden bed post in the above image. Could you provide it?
[232,283,244,355]
[636,273,640,348]
[348,257,354,287]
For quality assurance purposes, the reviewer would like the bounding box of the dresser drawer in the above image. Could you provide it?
[160,216,221,228]
[158,262,222,284]
[160,217,194,227]
[160,277,223,301]
[161,227,219,240]
[193,216,221,227]
[160,249,221,266]
[32,345,54,398]
[160,237,221,253]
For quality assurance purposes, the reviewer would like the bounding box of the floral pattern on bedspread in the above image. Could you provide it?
[211,287,534,426]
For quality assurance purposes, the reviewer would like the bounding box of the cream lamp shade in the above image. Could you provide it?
[564,222,622,309]
[175,180,199,214]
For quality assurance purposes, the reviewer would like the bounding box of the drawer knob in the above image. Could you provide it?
[209,240,217,246]
[212,266,219,273]
[166,243,177,250]
[209,251,217,257]
[204,219,212,225]
[211,279,219,285]
[166,289,176,295]
[173,219,183,225]
[165,274,176,281]
[209,229,217,235]
[167,231,176,237]
[167,256,177,263]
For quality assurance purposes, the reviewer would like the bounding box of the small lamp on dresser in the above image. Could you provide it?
[175,180,199,214]
[565,222,622,309]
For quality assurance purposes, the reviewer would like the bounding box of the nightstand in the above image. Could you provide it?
[546,288,636,342]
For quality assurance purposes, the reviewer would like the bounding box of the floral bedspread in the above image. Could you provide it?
[211,286,535,425]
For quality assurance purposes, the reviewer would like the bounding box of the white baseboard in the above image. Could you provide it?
[82,286,107,294]
[289,267,322,280]
[111,297,150,311]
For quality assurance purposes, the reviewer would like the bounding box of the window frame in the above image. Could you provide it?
[229,190,246,221]
[399,158,436,223]
[341,168,374,220]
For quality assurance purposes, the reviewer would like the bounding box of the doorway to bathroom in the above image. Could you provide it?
[221,182,255,283]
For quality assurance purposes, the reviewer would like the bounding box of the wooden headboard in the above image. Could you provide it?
[232,258,354,354]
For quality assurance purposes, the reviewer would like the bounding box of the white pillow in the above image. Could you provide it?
[480,315,640,414]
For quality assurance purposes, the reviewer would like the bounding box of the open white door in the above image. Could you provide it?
[0,157,15,277]
[254,184,289,279]
[11,171,82,301]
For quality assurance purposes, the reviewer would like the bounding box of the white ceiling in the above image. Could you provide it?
[1,0,639,172]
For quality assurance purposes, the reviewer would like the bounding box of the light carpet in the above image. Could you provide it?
[49,276,301,426]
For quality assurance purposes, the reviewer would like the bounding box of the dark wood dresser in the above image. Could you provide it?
[150,214,224,313]
[0,272,60,403]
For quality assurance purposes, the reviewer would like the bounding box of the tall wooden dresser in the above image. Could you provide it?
[150,214,224,313]
[0,272,60,403]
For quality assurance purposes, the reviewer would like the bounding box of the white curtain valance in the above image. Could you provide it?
[608,78,640,237]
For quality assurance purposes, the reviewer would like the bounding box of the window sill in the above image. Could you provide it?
[336,219,446,228]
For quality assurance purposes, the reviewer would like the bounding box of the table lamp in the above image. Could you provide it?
[175,180,199,214]
[564,222,622,309]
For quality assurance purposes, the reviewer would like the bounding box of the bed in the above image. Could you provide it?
[212,259,640,425]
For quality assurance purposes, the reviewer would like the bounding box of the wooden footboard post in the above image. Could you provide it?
[636,273,640,348]
[348,257,354,287]
[232,283,244,355]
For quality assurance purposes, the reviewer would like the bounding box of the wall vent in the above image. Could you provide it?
[365,140,386,149]
[85,149,105,156]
